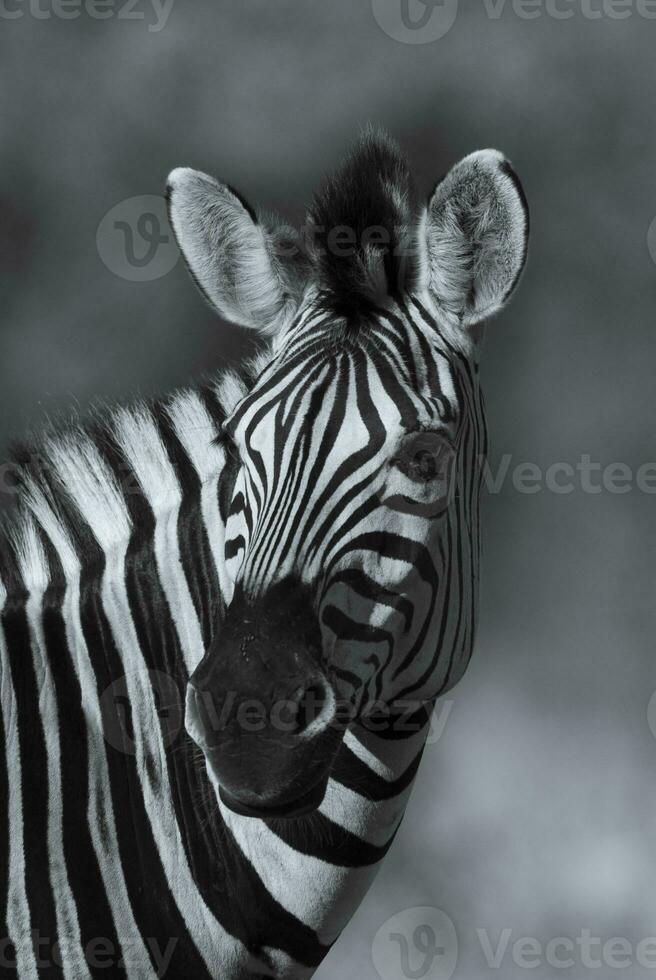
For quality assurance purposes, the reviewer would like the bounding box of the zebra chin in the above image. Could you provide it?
[184,579,344,819]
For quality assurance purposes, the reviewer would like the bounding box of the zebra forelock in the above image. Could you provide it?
[307,126,420,325]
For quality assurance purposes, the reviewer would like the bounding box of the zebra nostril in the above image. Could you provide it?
[290,679,334,738]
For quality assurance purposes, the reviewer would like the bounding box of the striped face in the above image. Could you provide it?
[169,130,528,816]
[222,298,485,714]
[187,295,486,819]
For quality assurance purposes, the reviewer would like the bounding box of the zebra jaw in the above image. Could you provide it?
[217,777,330,820]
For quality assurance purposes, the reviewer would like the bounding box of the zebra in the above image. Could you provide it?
[0,128,528,979]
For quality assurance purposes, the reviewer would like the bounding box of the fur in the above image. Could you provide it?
[167,169,310,334]
[166,132,528,341]
[0,375,264,601]
[421,149,529,327]
[0,133,530,979]
[307,127,419,322]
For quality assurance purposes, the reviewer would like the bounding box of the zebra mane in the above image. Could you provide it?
[0,351,271,597]
[308,126,420,324]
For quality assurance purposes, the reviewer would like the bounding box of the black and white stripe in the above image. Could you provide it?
[0,128,527,978]
[0,335,447,976]
[223,293,486,713]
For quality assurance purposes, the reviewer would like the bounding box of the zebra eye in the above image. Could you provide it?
[395,432,454,485]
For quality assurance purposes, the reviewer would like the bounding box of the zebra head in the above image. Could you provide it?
[168,130,528,819]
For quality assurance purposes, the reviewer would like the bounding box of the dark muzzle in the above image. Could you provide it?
[185,579,341,818]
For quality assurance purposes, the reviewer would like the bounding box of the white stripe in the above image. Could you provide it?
[32,434,253,975]
[46,434,131,553]
[344,727,427,781]
[19,529,91,980]
[101,543,261,978]
[217,799,379,947]
[324,726,429,846]
[343,728,394,780]
[167,392,235,605]
[319,778,409,848]
[0,580,40,980]
[260,949,314,980]
[212,372,247,416]
[65,573,158,978]
[16,484,157,974]
[10,435,265,976]
[113,407,206,673]
[158,504,207,672]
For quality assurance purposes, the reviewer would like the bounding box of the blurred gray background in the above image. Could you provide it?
[1,2,655,978]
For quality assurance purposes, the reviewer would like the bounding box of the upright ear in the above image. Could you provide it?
[420,150,529,327]
[166,168,310,333]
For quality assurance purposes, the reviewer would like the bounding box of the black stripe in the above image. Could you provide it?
[97,426,215,980]
[101,420,329,972]
[153,402,223,649]
[1,550,60,976]
[39,531,122,978]
[268,811,397,868]
[202,817,330,970]
[76,525,196,978]
[357,704,432,743]
[331,743,424,801]
[0,610,11,972]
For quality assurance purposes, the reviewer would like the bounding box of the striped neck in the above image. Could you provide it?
[0,367,431,978]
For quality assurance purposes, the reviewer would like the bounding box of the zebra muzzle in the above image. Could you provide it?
[185,579,343,818]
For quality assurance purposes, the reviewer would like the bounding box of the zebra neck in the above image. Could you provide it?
[0,380,436,977]
[0,378,240,617]
[0,377,281,978]
[215,714,430,950]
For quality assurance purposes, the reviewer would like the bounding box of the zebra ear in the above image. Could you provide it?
[420,150,529,327]
[166,168,309,334]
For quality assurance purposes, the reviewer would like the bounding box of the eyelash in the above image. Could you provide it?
[407,422,450,437]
